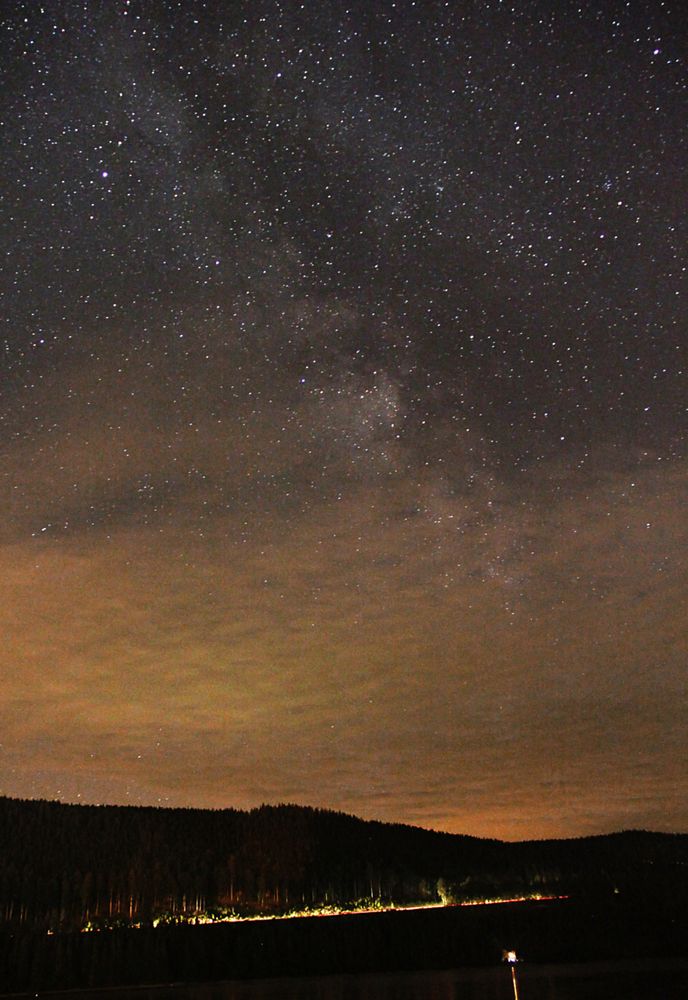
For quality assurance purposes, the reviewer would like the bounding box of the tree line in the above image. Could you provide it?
[0,795,686,932]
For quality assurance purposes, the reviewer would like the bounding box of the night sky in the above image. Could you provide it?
[1,1,686,841]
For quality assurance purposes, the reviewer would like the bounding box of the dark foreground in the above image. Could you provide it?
[1,895,686,994]
[5,960,688,1000]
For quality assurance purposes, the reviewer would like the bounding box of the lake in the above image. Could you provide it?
[46,958,688,1000]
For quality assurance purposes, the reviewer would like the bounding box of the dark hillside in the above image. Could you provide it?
[1,796,686,933]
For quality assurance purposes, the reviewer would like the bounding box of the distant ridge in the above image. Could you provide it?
[1,795,686,932]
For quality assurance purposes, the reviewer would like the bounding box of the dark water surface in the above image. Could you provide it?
[38,959,688,1000]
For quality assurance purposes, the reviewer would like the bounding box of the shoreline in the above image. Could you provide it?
[3,956,688,1000]
[2,894,686,995]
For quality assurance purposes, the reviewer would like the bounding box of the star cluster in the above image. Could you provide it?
[0,1,685,839]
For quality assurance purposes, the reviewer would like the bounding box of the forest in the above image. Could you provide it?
[1,796,687,992]
[1,795,686,932]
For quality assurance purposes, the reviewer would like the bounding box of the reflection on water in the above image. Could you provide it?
[83,959,688,1000]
